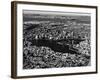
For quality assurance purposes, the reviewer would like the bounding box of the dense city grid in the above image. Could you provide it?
[23,10,91,69]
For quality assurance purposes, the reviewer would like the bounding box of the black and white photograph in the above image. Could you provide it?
[23,10,91,69]
[11,1,97,78]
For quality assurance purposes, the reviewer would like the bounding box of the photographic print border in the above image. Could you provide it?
[11,1,98,79]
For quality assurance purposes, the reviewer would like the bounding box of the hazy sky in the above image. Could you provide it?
[23,10,91,16]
